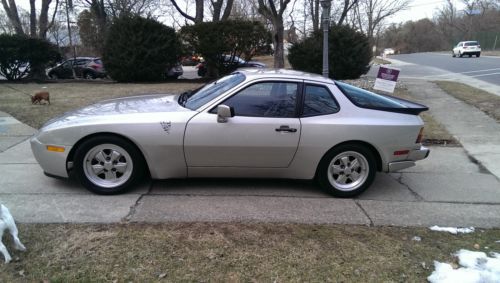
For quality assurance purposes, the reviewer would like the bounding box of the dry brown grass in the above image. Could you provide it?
[482,50,500,56]
[0,81,203,129]
[435,81,500,123]
[0,223,499,282]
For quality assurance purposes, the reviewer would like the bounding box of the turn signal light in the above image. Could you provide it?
[47,145,65,152]
[394,150,410,156]
[416,127,424,143]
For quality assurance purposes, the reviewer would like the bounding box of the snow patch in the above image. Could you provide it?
[428,249,500,283]
[429,226,475,234]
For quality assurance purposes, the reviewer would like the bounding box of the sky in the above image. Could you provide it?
[14,0,467,25]
[389,0,466,23]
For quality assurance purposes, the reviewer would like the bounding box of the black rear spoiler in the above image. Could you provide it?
[382,94,429,115]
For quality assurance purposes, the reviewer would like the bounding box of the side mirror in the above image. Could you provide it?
[217,104,234,123]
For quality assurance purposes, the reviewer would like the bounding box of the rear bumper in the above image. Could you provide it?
[388,146,430,172]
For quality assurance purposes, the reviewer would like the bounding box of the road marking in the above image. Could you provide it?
[469,72,500,78]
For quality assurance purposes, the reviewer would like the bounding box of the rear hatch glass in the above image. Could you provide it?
[335,81,428,115]
[465,42,479,46]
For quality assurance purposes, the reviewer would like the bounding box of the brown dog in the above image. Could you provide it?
[31,91,50,105]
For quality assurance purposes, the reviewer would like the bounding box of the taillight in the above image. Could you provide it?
[416,127,424,143]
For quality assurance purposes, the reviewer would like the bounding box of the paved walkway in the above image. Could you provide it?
[1,79,500,227]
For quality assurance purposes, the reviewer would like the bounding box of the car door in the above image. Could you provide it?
[58,60,73,78]
[184,80,302,168]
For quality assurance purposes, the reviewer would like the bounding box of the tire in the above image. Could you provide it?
[316,144,377,198]
[459,51,463,58]
[84,72,96,79]
[49,73,58,80]
[452,51,456,58]
[468,54,472,57]
[477,53,481,57]
[197,67,207,77]
[73,135,146,195]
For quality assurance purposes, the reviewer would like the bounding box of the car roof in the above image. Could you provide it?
[236,68,335,84]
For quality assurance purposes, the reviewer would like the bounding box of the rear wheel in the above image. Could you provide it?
[459,51,463,57]
[73,135,146,195]
[84,72,96,79]
[49,73,58,79]
[452,51,456,57]
[477,53,481,57]
[316,144,377,198]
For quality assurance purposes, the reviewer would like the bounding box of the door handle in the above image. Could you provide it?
[275,125,297,133]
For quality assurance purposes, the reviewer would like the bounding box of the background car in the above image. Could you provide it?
[452,41,481,57]
[31,69,429,198]
[196,55,266,77]
[165,63,183,79]
[383,48,395,55]
[47,57,106,79]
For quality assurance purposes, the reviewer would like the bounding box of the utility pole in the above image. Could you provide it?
[65,0,77,79]
[320,0,331,78]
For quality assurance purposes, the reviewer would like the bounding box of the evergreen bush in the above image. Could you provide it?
[288,25,371,80]
[103,16,180,82]
[0,34,60,81]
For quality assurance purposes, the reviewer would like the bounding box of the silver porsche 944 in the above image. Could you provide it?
[31,69,430,197]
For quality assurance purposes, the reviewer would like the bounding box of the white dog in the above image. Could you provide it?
[0,204,26,263]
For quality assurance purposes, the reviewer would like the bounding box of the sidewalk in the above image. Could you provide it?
[404,79,500,180]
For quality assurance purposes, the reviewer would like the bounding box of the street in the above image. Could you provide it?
[368,52,500,95]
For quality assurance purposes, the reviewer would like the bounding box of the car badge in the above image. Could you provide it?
[160,121,172,134]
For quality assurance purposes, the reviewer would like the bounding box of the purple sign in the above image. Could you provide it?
[377,66,400,82]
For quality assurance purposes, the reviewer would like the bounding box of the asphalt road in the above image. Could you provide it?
[384,52,500,86]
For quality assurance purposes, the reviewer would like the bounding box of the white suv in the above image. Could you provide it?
[452,41,481,58]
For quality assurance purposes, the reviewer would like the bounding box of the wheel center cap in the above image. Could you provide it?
[345,168,352,174]
[104,162,113,170]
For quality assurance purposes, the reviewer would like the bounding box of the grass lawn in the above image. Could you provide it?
[435,81,500,123]
[1,223,499,282]
[0,81,203,129]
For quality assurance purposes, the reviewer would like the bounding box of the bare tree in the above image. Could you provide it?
[170,0,204,23]
[169,0,234,23]
[352,0,410,43]
[257,0,292,68]
[1,0,60,38]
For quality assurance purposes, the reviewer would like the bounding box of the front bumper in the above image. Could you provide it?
[30,136,72,178]
[387,146,430,172]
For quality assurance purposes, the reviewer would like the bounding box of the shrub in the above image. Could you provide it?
[181,20,271,77]
[288,25,371,80]
[0,34,60,81]
[103,16,180,82]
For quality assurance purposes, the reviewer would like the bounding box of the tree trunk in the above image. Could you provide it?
[273,19,284,68]
[195,0,204,23]
[311,0,319,32]
[29,0,36,37]
[1,0,25,35]
[38,0,52,39]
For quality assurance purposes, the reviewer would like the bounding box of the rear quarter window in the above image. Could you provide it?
[335,81,405,109]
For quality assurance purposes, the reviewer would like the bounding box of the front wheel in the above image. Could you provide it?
[316,144,377,198]
[452,51,456,57]
[73,135,146,194]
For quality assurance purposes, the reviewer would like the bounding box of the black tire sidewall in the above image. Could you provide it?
[317,144,377,198]
[73,135,145,195]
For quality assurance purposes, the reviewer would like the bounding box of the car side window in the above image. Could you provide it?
[302,85,339,116]
[62,61,71,68]
[222,82,298,118]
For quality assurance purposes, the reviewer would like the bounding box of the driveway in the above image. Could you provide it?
[2,133,500,227]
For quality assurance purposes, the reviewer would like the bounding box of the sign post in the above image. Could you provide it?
[374,66,400,93]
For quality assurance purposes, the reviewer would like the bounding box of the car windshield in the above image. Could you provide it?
[465,42,478,46]
[182,73,245,110]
